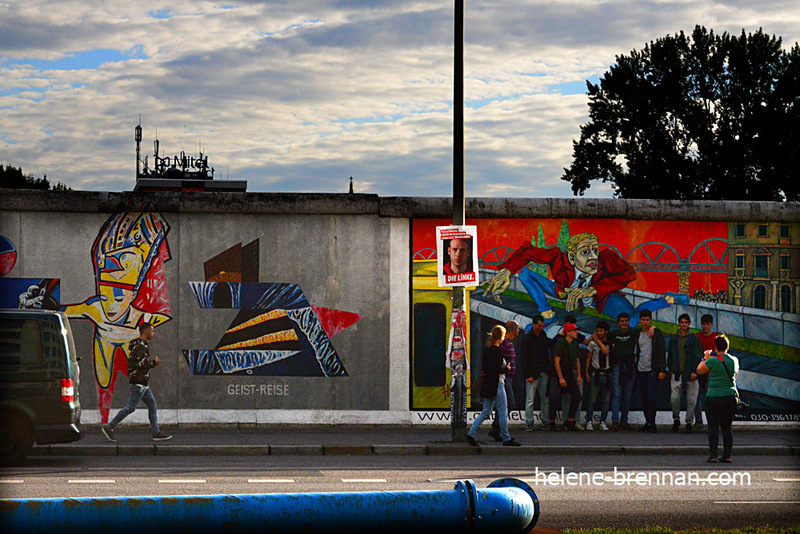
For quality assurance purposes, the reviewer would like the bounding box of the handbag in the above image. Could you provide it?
[718,354,750,414]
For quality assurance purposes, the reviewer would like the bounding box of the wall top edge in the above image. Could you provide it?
[0,189,797,221]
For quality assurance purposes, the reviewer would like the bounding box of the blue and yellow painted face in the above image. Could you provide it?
[93,207,168,319]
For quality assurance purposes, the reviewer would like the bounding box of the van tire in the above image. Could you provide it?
[0,414,34,466]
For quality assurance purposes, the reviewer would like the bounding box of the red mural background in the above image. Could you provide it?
[412,218,729,296]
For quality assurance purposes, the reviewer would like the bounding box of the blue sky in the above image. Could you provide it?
[1,1,798,197]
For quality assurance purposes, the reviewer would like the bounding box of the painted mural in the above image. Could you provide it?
[412,218,800,421]
[62,202,172,423]
[0,235,61,310]
[183,239,361,377]
[0,235,17,277]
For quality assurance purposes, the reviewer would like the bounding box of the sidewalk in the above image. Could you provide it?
[31,424,800,457]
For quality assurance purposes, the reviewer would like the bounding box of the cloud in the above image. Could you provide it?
[1,0,798,197]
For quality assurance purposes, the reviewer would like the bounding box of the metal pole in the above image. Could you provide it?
[454,0,465,226]
[451,0,467,442]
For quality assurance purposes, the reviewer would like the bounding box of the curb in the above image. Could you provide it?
[31,444,796,457]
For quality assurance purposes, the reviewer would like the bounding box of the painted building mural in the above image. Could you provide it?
[182,239,361,377]
[1,195,379,421]
[3,190,796,424]
[61,202,172,423]
[412,218,800,422]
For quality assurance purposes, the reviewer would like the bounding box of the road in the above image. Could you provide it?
[2,454,798,530]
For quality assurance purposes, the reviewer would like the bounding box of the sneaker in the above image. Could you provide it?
[502,438,521,447]
[488,428,503,442]
[720,457,732,463]
[575,423,586,431]
[465,434,478,446]
[672,420,681,433]
[694,422,705,431]
[650,424,658,434]
[599,422,609,431]
[707,457,718,463]
[152,431,172,441]
[101,426,117,443]
[610,423,619,431]
[619,423,632,431]
[686,423,693,434]
[525,425,536,432]
[548,422,558,432]
[637,423,651,432]
[585,421,594,431]
[564,420,577,431]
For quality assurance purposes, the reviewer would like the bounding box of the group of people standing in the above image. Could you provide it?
[467,312,740,463]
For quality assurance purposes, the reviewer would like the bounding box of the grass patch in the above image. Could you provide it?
[564,528,800,534]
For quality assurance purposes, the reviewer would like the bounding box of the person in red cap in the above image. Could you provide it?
[548,322,583,430]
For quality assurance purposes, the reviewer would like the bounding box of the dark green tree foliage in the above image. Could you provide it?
[0,164,70,190]
[562,26,800,200]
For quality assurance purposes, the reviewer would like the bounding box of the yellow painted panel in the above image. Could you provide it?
[411,260,474,410]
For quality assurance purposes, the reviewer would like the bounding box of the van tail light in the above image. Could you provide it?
[61,379,75,402]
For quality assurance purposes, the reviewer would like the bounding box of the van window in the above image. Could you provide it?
[0,318,43,365]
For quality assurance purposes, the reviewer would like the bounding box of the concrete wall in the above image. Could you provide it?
[1,190,797,425]
[0,191,406,425]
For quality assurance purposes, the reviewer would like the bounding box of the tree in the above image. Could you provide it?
[562,26,800,201]
[0,164,71,191]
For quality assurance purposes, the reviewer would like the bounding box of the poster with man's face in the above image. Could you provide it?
[436,225,478,287]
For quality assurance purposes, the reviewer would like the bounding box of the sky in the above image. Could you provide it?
[1,1,799,198]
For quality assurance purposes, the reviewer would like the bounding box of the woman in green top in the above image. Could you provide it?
[696,335,739,464]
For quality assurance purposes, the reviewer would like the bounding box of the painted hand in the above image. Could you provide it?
[483,268,511,303]
[565,287,596,311]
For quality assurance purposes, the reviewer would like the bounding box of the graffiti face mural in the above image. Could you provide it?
[183,239,361,377]
[412,218,800,421]
[93,208,170,322]
[62,202,171,422]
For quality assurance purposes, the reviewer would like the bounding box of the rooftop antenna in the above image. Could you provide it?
[135,116,142,180]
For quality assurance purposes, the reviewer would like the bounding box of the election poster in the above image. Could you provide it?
[436,225,478,287]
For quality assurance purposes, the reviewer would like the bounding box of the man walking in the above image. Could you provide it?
[101,322,172,442]
[519,315,552,430]
[490,320,519,440]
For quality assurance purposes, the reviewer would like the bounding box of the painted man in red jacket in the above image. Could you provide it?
[483,232,687,327]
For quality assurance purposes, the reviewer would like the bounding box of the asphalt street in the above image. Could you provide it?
[3,451,799,530]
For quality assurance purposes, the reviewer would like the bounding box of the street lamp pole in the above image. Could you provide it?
[451,0,467,442]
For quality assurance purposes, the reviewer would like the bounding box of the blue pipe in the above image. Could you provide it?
[0,478,539,534]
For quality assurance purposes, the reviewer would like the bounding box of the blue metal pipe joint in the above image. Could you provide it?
[0,477,539,534]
